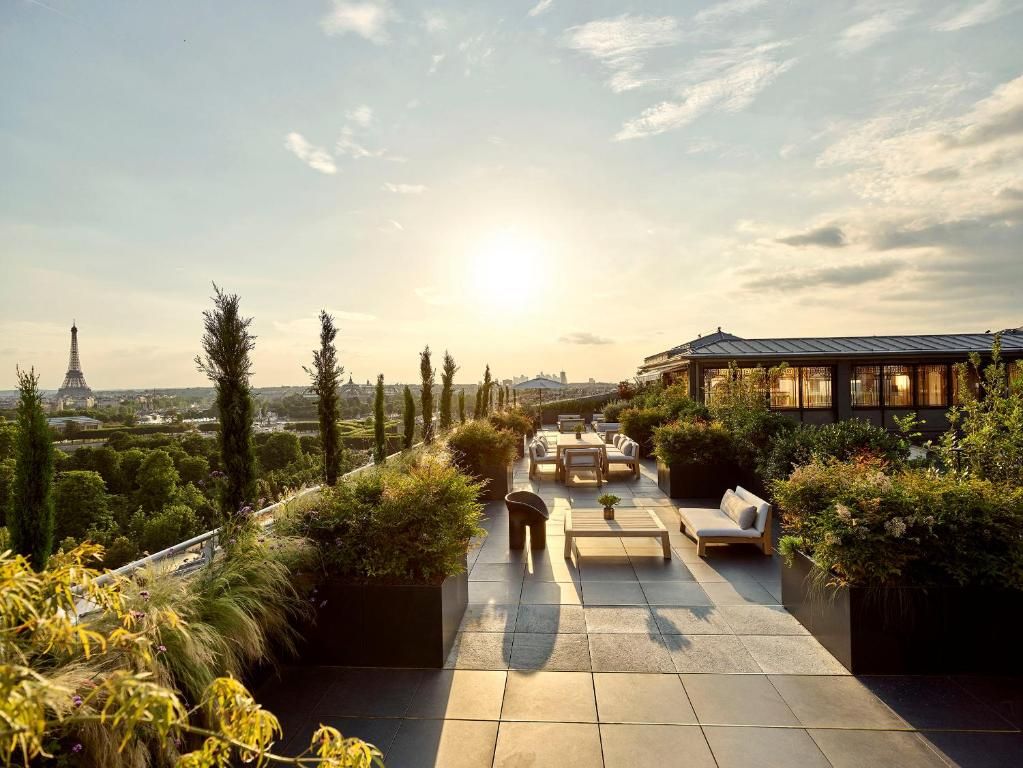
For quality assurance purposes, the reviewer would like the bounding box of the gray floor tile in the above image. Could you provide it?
[509,632,592,671]
[770,675,908,729]
[641,581,714,606]
[282,717,400,758]
[501,671,597,722]
[681,674,800,726]
[521,580,583,605]
[664,634,762,673]
[652,606,733,634]
[577,563,637,581]
[600,724,715,768]
[719,604,808,635]
[523,559,581,583]
[703,726,831,768]
[584,606,658,633]
[468,581,522,605]
[739,635,849,674]
[923,731,1023,768]
[458,604,518,632]
[470,562,526,581]
[594,673,696,724]
[515,604,587,633]
[629,560,696,581]
[445,632,513,670]
[810,729,948,768]
[581,581,647,605]
[588,633,676,672]
[860,676,1018,731]
[387,719,499,768]
[702,579,778,605]
[493,722,603,768]
[406,670,507,720]
[313,669,425,718]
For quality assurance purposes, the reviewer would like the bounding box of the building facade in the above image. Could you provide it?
[638,328,1023,437]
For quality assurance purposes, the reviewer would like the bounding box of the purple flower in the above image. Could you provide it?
[139,589,150,601]
[72,743,83,754]
[71,695,83,708]
[130,610,146,621]
[157,644,167,654]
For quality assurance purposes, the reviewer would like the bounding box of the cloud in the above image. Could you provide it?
[933,0,1021,32]
[837,8,914,55]
[871,207,1023,251]
[776,226,847,247]
[744,260,904,291]
[423,10,447,34]
[615,43,796,140]
[528,0,554,18]
[561,14,681,93]
[429,53,445,74]
[320,1,396,44]
[336,127,386,159]
[996,186,1023,200]
[283,132,337,174]
[939,75,1023,148]
[346,105,373,127]
[917,167,961,182]
[382,182,427,194]
[415,286,450,306]
[559,332,614,345]
[693,0,767,26]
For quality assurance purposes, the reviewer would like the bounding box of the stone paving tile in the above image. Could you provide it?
[581,581,647,605]
[282,717,401,759]
[469,562,526,581]
[468,581,523,605]
[681,674,800,726]
[387,719,499,768]
[810,729,948,768]
[601,724,716,768]
[458,604,518,633]
[313,669,425,718]
[923,731,1023,768]
[522,558,580,583]
[444,632,513,670]
[520,580,583,605]
[739,635,850,675]
[664,634,763,674]
[859,676,1018,731]
[509,632,592,671]
[954,675,1023,729]
[593,673,697,724]
[701,579,778,606]
[514,604,587,633]
[406,670,507,720]
[588,633,676,673]
[493,722,603,768]
[703,725,831,768]
[501,671,597,722]
[640,581,713,606]
[770,675,908,729]
[583,606,657,633]
[629,559,696,581]
[652,606,733,635]
[718,604,809,635]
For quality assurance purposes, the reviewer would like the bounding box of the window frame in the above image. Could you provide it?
[850,362,953,410]
[799,365,834,410]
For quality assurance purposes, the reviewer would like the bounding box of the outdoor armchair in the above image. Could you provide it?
[562,447,603,487]
[528,440,562,480]
[505,491,550,550]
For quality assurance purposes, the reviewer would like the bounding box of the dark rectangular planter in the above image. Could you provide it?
[657,459,735,499]
[478,462,513,501]
[300,563,468,668]
[782,550,1023,674]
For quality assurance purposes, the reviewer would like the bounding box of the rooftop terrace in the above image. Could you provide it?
[257,428,1022,768]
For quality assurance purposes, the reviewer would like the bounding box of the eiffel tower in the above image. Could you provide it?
[56,321,94,407]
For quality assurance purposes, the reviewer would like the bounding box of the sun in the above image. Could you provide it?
[467,230,542,311]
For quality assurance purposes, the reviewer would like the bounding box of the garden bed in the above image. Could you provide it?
[656,459,737,499]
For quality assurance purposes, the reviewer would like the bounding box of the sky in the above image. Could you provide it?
[1,0,1022,389]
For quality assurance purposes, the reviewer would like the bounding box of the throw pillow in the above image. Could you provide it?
[720,489,756,529]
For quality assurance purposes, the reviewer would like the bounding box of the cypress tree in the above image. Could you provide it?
[10,367,54,569]
[402,385,416,450]
[498,385,505,409]
[195,285,256,518]
[373,374,386,463]
[304,311,343,485]
[420,346,435,444]
[439,351,458,432]
[482,365,493,416]
[458,390,466,423]
[473,388,483,419]
[513,388,517,406]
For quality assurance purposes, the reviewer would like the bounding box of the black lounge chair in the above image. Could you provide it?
[504,491,550,550]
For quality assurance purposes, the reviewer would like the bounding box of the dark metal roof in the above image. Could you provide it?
[684,332,1023,359]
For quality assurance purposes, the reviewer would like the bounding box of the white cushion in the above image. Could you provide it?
[720,490,756,530]
[564,450,599,467]
[679,507,762,538]
[614,433,625,448]
[622,441,637,458]
[532,442,546,458]
[605,449,630,464]
[734,485,772,534]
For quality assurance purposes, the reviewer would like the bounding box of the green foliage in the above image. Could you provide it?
[653,419,734,467]
[458,389,466,424]
[102,535,139,569]
[89,446,123,491]
[305,310,344,486]
[446,419,518,485]
[620,407,668,456]
[133,503,200,553]
[473,388,483,418]
[420,346,435,444]
[373,374,386,464]
[759,419,911,487]
[195,284,257,518]
[282,450,484,584]
[481,365,493,417]
[177,454,210,485]
[402,385,416,450]
[0,420,18,461]
[537,392,619,424]
[488,408,532,437]
[773,458,1023,589]
[135,449,180,513]
[497,385,505,408]
[597,493,620,508]
[601,399,629,422]
[10,367,55,569]
[708,363,791,473]
[940,334,1023,484]
[54,470,111,542]
[439,351,458,432]
[0,458,14,527]
[256,431,302,473]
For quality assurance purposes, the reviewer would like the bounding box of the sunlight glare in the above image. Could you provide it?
[468,230,542,311]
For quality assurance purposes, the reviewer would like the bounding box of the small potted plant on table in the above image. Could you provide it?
[574,424,583,440]
[598,493,621,520]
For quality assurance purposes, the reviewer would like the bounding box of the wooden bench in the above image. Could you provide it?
[564,508,670,560]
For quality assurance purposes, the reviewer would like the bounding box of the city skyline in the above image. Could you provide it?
[3,1,1022,388]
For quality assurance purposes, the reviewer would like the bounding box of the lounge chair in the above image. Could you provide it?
[605,438,640,478]
[678,486,773,556]
[593,421,621,442]
[505,491,550,550]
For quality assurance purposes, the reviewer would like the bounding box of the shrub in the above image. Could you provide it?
[601,399,629,422]
[620,407,668,456]
[102,535,139,569]
[488,408,532,437]
[256,431,303,473]
[54,470,112,542]
[281,450,484,584]
[10,367,55,569]
[773,458,1023,589]
[136,503,201,554]
[653,419,734,467]
[447,419,518,482]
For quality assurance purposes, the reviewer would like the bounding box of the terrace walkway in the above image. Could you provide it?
[257,429,1022,767]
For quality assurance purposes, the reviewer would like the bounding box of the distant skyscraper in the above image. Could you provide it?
[560,370,567,385]
[56,321,95,409]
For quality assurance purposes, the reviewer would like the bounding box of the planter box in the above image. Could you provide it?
[782,549,1023,674]
[478,462,513,501]
[300,563,468,668]
[657,459,736,499]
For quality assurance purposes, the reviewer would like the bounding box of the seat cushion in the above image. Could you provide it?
[679,506,762,538]
[735,485,772,534]
[605,449,629,463]
[720,489,757,530]
[622,441,637,458]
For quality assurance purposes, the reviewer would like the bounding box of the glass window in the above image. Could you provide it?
[801,366,833,408]
[851,365,881,407]
[916,365,948,406]
[702,368,730,406]
[770,367,798,409]
[884,365,913,407]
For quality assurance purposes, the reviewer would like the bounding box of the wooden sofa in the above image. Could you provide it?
[678,486,773,556]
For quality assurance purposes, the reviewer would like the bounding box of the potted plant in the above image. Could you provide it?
[775,458,1023,674]
[598,493,621,521]
[489,408,533,459]
[653,418,737,498]
[447,419,518,501]
[278,450,484,667]
[574,424,583,440]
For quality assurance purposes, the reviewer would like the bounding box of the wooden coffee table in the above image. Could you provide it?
[564,508,670,560]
